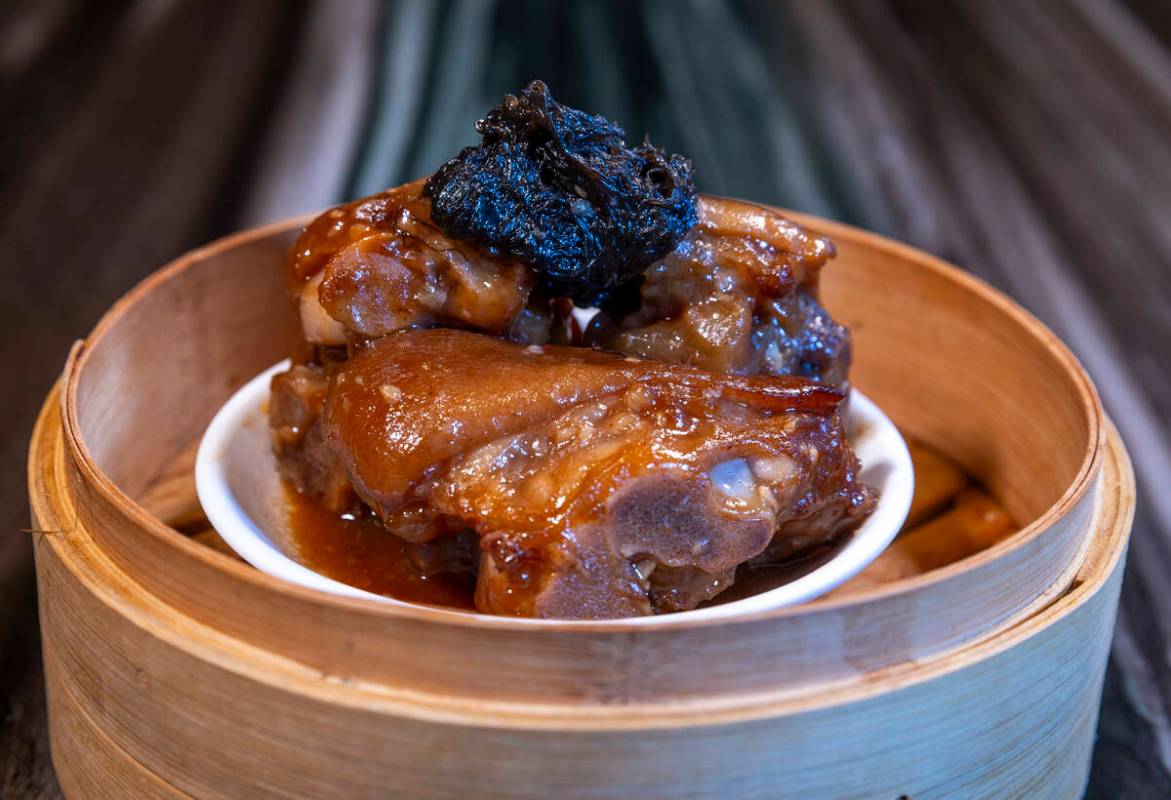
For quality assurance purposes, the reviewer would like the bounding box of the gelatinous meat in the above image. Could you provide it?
[269,357,356,514]
[285,179,535,345]
[270,82,871,618]
[270,324,570,522]
[424,81,697,306]
[321,329,873,619]
[589,196,852,388]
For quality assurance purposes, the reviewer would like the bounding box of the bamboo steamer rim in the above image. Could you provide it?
[59,208,1105,634]
[31,390,1133,728]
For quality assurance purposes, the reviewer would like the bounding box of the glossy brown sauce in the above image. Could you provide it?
[285,481,845,613]
[284,468,1019,614]
[285,485,476,610]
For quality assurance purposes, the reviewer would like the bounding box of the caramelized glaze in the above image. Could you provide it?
[285,179,533,344]
[321,329,872,618]
[270,179,874,619]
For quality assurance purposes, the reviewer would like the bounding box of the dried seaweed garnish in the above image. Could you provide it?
[423,81,698,306]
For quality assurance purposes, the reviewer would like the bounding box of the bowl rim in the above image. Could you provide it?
[59,207,1104,635]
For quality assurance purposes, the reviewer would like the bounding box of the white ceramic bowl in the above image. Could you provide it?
[196,360,913,624]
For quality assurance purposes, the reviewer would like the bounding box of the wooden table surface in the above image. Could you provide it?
[2,1,1168,797]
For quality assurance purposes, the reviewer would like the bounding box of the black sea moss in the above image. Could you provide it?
[423,81,698,306]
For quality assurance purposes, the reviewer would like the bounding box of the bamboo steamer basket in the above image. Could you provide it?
[28,209,1133,799]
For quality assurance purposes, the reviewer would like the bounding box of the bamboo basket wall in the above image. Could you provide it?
[28,210,1134,799]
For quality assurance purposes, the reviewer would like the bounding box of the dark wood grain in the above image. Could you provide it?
[0,1,304,796]
[2,1,1167,796]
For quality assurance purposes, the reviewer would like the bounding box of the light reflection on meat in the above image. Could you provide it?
[317,329,872,619]
[285,179,539,345]
[268,80,873,619]
[269,191,871,618]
